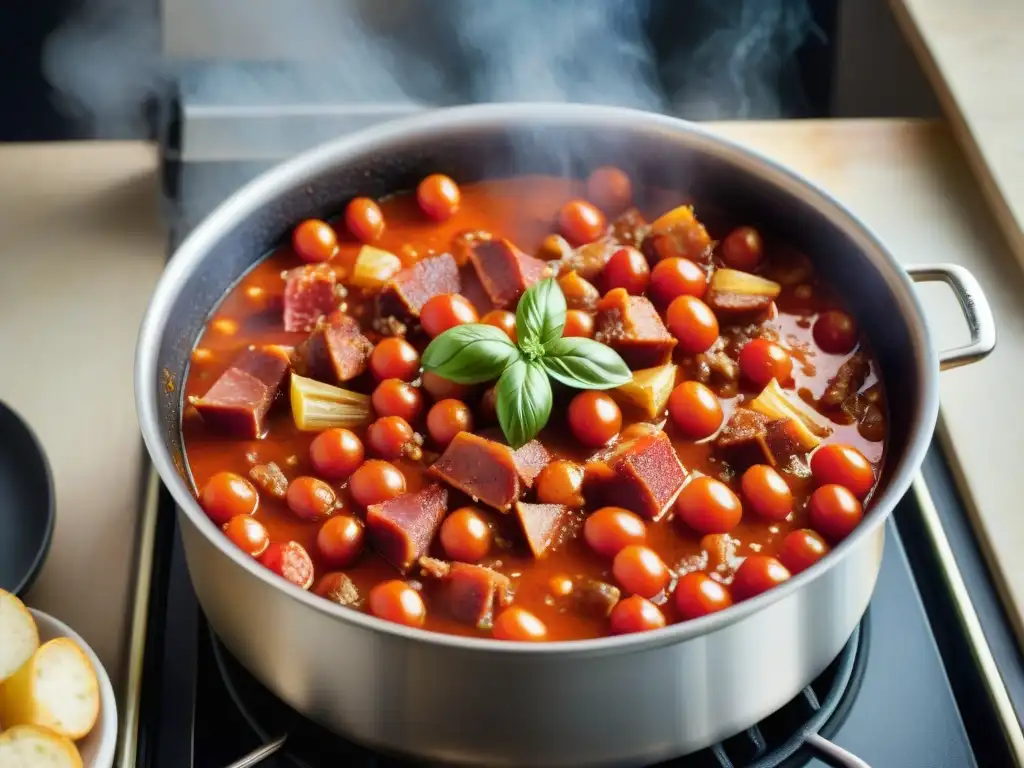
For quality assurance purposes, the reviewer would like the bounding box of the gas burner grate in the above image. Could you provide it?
[212,613,868,768]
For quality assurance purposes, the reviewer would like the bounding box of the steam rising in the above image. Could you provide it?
[42,0,815,140]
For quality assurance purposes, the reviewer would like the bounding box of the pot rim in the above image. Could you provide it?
[135,102,939,656]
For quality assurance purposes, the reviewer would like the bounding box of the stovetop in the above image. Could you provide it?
[129,138,1024,768]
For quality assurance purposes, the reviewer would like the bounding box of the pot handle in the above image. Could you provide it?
[906,263,996,370]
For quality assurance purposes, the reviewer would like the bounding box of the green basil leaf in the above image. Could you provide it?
[421,324,521,384]
[515,278,566,352]
[540,337,633,390]
[496,359,553,449]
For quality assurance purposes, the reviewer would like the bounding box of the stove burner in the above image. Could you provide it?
[212,612,869,768]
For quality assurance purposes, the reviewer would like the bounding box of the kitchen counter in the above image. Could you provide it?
[891,0,1024,267]
[0,120,1020,705]
[0,142,168,692]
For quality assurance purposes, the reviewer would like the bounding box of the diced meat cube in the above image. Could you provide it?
[610,208,650,247]
[470,239,552,308]
[190,347,290,438]
[570,577,620,619]
[585,431,686,520]
[313,572,361,607]
[713,409,803,471]
[293,313,373,384]
[450,230,493,267]
[642,205,713,264]
[249,462,288,499]
[429,432,523,512]
[283,264,338,332]
[706,290,774,322]
[594,290,677,369]
[515,502,573,558]
[447,563,513,629]
[821,352,870,408]
[366,484,449,573]
[564,240,618,282]
[379,253,461,318]
[512,440,551,489]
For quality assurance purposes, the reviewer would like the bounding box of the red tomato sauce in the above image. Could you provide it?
[181,174,886,641]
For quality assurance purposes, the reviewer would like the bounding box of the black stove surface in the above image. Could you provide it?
[137,154,1023,768]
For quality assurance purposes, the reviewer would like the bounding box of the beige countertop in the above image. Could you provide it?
[1,120,1021,706]
[0,142,168,693]
[891,0,1024,267]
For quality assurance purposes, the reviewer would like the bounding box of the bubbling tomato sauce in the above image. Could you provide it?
[182,173,886,641]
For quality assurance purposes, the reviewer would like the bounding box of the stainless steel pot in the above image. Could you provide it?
[135,104,995,767]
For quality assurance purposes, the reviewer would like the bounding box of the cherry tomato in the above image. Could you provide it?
[649,257,707,304]
[417,174,460,221]
[562,309,594,338]
[586,166,633,214]
[426,398,473,448]
[372,379,424,423]
[479,386,498,424]
[666,295,719,354]
[420,294,478,338]
[779,529,830,574]
[813,310,858,355]
[568,391,622,448]
[223,515,269,557]
[286,476,337,520]
[612,545,670,598]
[369,580,426,627]
[603,247,650,295]
[200,471,258,525]
[674,571,734,620]
[259,541,314,589]
[720,226,763,271]
[316,514,365,568]
[421,371,471,401]
[808,484,864,542]
[811,444,875,498]
[367,416,415,460]
[668,381,722,439]
[291,219,337,263]
[344,197,385,243]
[609,595,666,634]
[309,428,365,480]
[349,460,406,508]
[558,199,607,245]
[584,507,646,557]
[675,476,743,534]
[740,465,793,521]
[481,309,517,343]
[492,606,548,641]
[536,460,586,506]
[370,337,420,382]
[440,507,493,562]
[739,338,793,388]
[732,555,791,601]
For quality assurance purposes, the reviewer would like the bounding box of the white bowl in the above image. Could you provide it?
[28,609,117,768]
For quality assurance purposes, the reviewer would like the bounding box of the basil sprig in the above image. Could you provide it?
[421,278,631,448]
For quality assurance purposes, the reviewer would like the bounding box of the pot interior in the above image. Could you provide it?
[146,109,934,535]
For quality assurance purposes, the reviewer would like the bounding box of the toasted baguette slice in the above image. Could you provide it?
[0,638,100,739]
[0,724,83,768]
[0,589,39,684]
